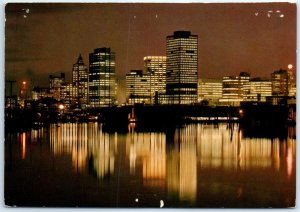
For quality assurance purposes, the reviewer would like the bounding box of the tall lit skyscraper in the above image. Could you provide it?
[88,48,116,108]
[143,56,166,104]
[72,54,88,107]
[166,31,198,105]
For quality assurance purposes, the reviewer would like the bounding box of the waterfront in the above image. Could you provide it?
[5,123,295,207]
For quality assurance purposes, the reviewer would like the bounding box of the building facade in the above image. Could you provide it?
[31,86,50,101]
[126,70,151,105]
[166,31,198,105]
[287,68,296,97]
[245,78,272,102]
[72,54,88,107]
[219,72,250,106]
[60,82,77,107]
[88,48,116,108]
[49,73,65,101]
[144,56,167,104]
[198,78,222,105]
[271,69,289,96]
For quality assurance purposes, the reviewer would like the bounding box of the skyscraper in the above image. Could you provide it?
[166,31,198,105]
[72,54,88,107]
[88,48,116,108]
[143,56,166,104]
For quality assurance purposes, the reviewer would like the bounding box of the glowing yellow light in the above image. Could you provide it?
[239,109,243,114]
[22,81,26,85]
[288,64,293,70]
[21,132,26,159]
[58,104,65,110]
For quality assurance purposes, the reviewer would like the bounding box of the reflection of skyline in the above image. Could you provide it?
[39,122,296,204]
[167,127,197,202]
[126,132,166,187]
[196,124,294,173]
[49,123,117,178]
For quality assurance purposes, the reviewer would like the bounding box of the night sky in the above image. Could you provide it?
[5,2,296,103]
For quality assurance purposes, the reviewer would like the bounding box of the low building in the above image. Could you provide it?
[198,78,222,105]
[126,70,151,105]
[245,78,272,102]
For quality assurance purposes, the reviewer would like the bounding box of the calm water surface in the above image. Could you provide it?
[5,123,296,207]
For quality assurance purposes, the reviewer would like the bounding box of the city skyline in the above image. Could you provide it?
[6,3,296,88]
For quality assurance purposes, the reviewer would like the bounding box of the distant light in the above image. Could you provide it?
[135,198,138,202]
[239,109,243,114]
[22,81,26,85]
[288,64,293,70]
[280,14,284,18]
[255,12,259,16]
[26,8,30,14]
[268,10,273,13]
[267,13,271,18]
[160,200,164,208]
[58,104,65,110]
[276,10,281,13]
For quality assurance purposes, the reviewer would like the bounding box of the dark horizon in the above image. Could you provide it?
[5,2,296,103]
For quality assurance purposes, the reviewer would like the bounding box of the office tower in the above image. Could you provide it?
[88,48,116,108]
[245,78,272,102]
[271,69,289,96]
[166,31,198,105]
[126,70,151,105]
[49,73,65,100]
[72,54,88,107]
[144,56,167,104]
[219,72,250,106]
[198,78,222,105]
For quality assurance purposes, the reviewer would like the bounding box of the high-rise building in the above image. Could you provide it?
[49,73,65,100]
[126,70,151,105]
[198,78,222,105]
[144,56,167,104]
[88,48,116,108]
[72,54,88,107]
[271,69,289,96]
[166,31,198,105]
[219,72,250,106]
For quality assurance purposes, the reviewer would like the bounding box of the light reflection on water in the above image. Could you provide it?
[6,123,296,207]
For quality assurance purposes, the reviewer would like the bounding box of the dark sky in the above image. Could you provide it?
[5,3,296,102]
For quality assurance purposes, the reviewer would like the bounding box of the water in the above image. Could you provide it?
[4,123,296,207]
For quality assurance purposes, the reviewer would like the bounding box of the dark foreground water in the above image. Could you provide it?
[5,123,296,208]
